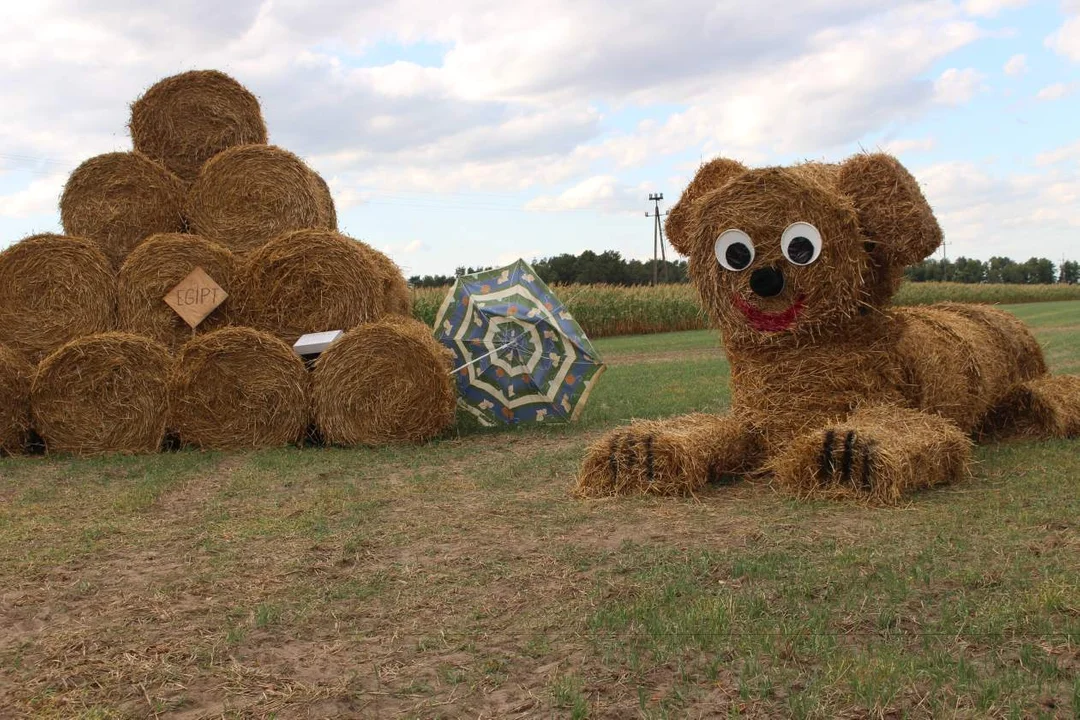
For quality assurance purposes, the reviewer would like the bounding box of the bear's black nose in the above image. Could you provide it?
[749,267,785,298]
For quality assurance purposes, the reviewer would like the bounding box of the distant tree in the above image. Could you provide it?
[951,257,987,284]
[408,274,455,287]
[903,255,1062,285]
[1023,257,1056,284]
[986,256,1029,283]
[905,259,944,282]
[531,250,688,286]
[1060,260,1079,284]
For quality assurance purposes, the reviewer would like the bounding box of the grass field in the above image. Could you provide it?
[1,302,1079,718]
[413,282,1080,339]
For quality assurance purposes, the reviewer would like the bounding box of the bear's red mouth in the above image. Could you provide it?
[733,294,806,332]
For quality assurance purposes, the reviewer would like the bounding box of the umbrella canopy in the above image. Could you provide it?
[433,259,605,426]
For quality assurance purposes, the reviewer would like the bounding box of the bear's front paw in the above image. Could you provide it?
[770,407,972,503]
[770,425,885,500]
[575,424,708,497]
[817,428,877,490]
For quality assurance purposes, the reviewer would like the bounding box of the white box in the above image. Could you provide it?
[293,330,344,356]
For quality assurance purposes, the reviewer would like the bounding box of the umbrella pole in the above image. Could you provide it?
[448,333,525,375]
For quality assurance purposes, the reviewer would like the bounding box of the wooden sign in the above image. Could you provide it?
[165,267,227,329]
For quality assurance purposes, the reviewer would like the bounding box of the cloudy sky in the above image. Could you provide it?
[1,0,1077,277]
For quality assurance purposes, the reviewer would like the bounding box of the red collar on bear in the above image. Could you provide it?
[733,294,806,332]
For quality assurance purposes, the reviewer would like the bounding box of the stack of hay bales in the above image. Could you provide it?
[0,69,456,456]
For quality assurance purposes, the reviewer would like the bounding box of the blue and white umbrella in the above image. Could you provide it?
[433,259,605,426]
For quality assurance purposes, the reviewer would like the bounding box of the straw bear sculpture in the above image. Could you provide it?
[578,153,1080,503]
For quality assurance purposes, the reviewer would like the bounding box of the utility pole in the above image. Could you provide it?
[940,236,949,282]
[647,193,668,285]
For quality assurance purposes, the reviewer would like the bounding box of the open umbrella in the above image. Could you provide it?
[433,259,605,426]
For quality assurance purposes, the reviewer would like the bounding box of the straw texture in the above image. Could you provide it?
[60,151,186,267]
[184,144,336,253]
[0,234,116,362]
[129,69,268,184]
[0,344,32,455]
[31,333,171,455]
[117,233,237,350]
[238,229,391,343]
[168,327,310,450]
[313,318,456,446]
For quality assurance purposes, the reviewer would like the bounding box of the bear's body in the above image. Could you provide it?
[577,154,1080,502]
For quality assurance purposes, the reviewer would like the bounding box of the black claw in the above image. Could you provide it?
[860,441,875,490]
[644,434,655,484]
[819,429,836,482]
[620,435,638,481]
[607,436,619,480]
[841,430,856,484]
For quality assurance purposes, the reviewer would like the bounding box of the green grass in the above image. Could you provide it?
[0,301,1078,718]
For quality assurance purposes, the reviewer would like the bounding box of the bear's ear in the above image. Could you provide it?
[836,153,942,268]
[665,157,748,255]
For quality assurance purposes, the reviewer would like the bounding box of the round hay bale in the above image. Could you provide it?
[31,333,171,455]
[239,229,389,343]
[169,327,310,450]
[60,151,186,268]
[0,234,116,362]
[313,171,338,228]
[118,233,238,350]
[185,145,336,253]
[370,249,412,317]
[313,318,456,446]
[0,345,32,455]
[129,69,268,184]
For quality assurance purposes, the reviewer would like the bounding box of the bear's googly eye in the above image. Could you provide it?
[715,229,755,272]
[781,222,822,266]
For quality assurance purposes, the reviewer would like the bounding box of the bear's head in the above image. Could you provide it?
[665,153,942,347]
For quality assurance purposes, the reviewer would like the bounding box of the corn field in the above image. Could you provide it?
[412,282,1080,338]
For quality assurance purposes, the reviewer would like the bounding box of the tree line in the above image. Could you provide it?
[906,257,1079,284]
[407,250,690,287]
[407,251,1079,287]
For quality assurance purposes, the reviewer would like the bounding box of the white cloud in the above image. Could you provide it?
[879,137,937,155]
[1036,82,1076,100]
[577,4,983,164]
[917,158,1080,260]
[1003,53,1028,75]
[1036,140,1080,166]
[0,0,983,193]
[526,176,652,214]
[933,68,986,105]
[0,0,1071,271]
[964,0,1029,16]
[380,239,427,255]
[0,173,65,219]
[1046,12,1080,61]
